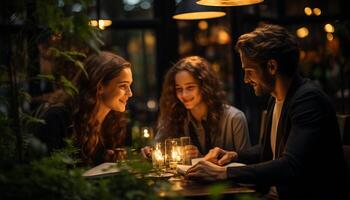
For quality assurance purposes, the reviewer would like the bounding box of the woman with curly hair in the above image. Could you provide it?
[37,51,133,165]
[142,56,250,158]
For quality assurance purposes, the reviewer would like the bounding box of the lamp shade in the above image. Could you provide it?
[173,0,226,20]
[197,0,264,7]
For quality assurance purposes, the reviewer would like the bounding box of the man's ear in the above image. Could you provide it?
[267,59,278,75]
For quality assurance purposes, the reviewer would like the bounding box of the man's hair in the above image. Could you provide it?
[236,24,300,77]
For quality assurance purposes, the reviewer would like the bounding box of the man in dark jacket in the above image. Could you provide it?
[186,24,347,200]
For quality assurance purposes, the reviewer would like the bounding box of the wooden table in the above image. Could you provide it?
[165,176,256,199]
[83,162,256,199]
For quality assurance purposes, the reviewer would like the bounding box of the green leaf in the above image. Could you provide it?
[18,88,31,103]
[59,75,78,96]
[74,60,88,79]
[36,74,79,96]
[208,183,228,200]
[37,74,56,81]
[49,47,88,79]
[20,110,46,126]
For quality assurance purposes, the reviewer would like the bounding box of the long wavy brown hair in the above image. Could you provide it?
[157,56,226,138]
[72,51,131,164]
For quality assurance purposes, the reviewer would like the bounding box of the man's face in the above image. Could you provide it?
[239,51,275,96]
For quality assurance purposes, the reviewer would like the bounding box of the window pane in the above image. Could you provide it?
[177,18,235,102]
[89,0,154,20]
[100,29,157,103]
[287,22,350,113]
[285,0,342,17]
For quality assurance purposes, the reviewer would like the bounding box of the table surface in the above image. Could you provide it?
[84,162,256,198]
[166,176,255,197]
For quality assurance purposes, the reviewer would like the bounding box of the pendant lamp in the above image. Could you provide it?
[173,0,226,20]
[196,0,263,7]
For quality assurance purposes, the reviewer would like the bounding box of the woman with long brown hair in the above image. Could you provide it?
[142,56,250,158]
[37,51,133,165]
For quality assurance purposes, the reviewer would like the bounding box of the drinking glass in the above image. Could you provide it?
[180,136,191,165]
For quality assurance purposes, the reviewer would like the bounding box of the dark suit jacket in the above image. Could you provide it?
[227,75,348,200]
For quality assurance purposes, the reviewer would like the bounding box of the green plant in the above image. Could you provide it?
[0,141,178,200]
[0,0,102,163]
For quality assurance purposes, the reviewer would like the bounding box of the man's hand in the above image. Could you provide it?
[186,160,227,181]
[204,147,238,166]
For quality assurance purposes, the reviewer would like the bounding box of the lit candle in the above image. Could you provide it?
[171,146,182,162]
[165,138,181,169]
[152,144,164,168]
[169,146,182,170]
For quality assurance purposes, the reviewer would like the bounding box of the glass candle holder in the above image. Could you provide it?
[152,142,165,169]
[165,138,182,169]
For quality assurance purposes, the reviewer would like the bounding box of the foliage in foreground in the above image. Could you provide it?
[0,141,177,200]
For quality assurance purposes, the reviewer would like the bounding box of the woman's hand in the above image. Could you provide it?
[141,146,152,159]
[204,147,238,166]
[104,149,127,162]
[186,160,227,181]
[104,149,116,162]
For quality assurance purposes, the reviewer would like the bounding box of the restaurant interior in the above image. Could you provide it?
[1,0,350,199]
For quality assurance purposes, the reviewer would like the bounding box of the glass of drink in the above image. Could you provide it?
[180,136,191,165]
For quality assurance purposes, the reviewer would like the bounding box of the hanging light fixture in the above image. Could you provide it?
[173,0,226,20]
[196,0,264,7]
[88,0,112,30]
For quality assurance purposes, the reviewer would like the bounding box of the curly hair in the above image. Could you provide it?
[157,56,226,138]
[236,24,300,77]
[72,51,131,164]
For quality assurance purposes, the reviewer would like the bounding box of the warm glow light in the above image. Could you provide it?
[146,99,157,109]
[304,7,312,16]
[171,146,182,162]
[173,11,226,20]
[89,20,98,27]
[198,20,208,30]
[300,50,306,60]
[89,19,112,30]
[212,63,220,73]
[143,129,150,138]
[327,33,334,41]
[197,0,264,7]
[154,149,163,161]
[296,27,309,38]
[159,191,166,197]
[313,7,321,16]
[324,23,335,33]
[152,143,164,168]
[217,29,230,45]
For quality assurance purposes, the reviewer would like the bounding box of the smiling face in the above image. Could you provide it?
[240,51,274,96]
[100,67,133,112]
[175,70,203,110]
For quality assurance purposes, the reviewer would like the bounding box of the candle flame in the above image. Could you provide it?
[171,146,182,162]
[154,149,163,161]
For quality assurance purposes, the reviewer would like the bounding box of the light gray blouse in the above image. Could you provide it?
[155,105,251,154]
